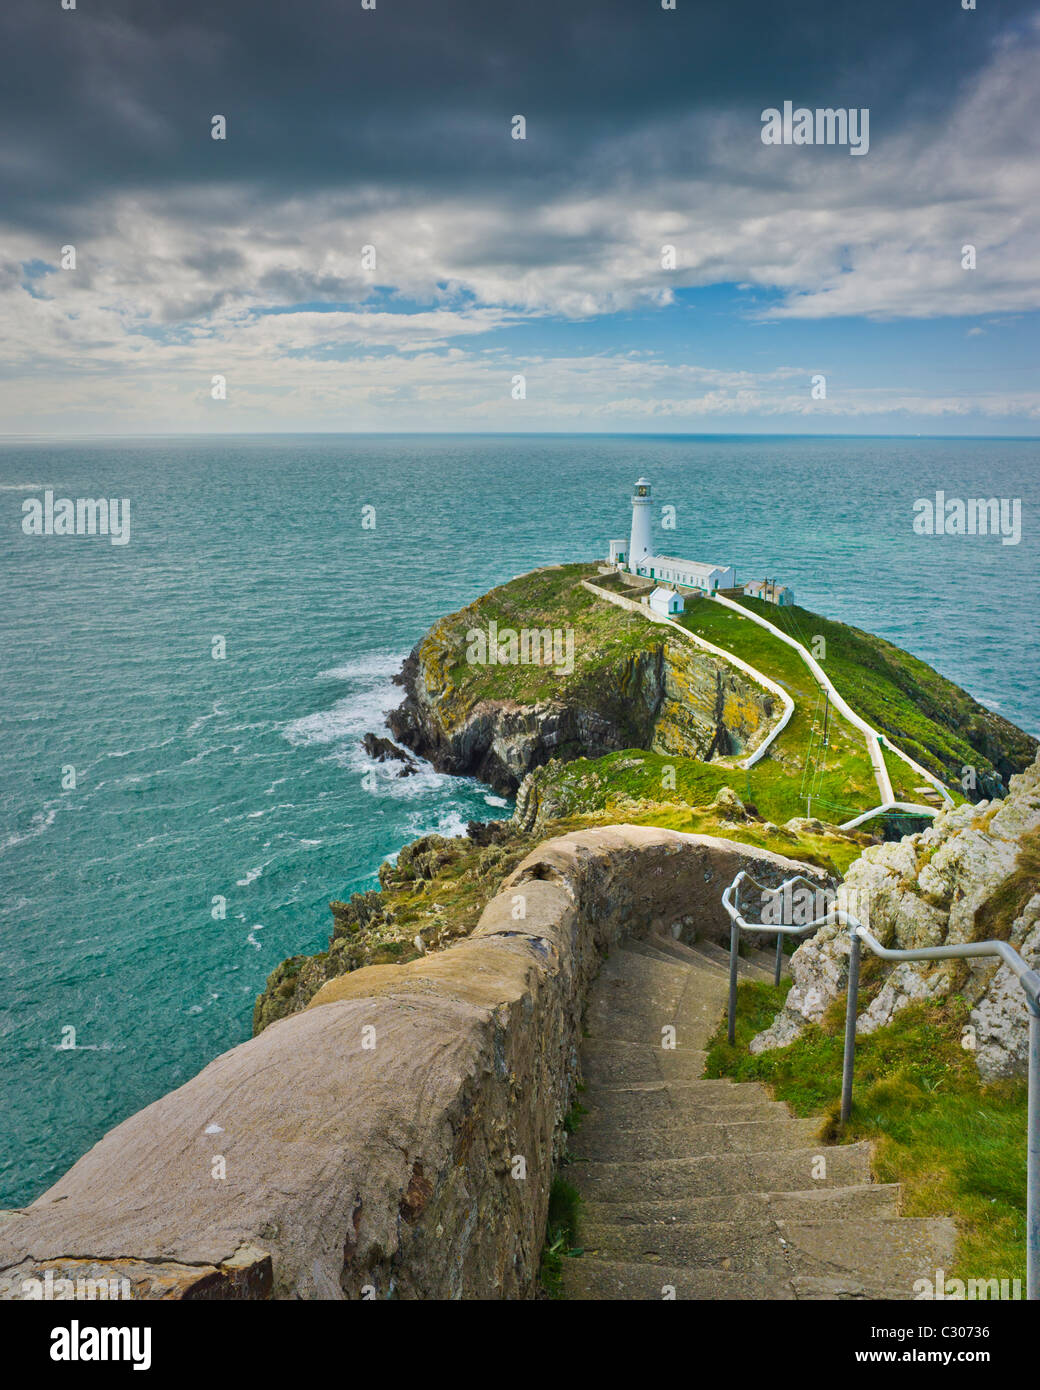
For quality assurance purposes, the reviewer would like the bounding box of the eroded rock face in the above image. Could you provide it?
[750,752,1040,1078]
[0,828,825,1301]
[388,627,774,795]
[973,901,1040,1079]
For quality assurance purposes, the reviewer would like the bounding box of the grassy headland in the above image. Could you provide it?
[255,564,1036,1032]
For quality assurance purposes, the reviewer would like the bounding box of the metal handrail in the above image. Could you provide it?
[721,869,832,1044]
[721,866,1040,1301]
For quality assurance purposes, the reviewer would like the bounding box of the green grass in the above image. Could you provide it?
[439,562,655,710]
[728,594,1034,787]
[539,1177,584,1298]
[530,749,866,873]
[706,979,1029,1287]
[674,598,935,819]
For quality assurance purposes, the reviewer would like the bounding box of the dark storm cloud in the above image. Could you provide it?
[1,0,1032,228]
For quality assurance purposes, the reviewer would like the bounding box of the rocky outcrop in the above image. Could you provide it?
[0,828,825,1301]
[750,752,1040,1078]
[388,646,659,794]
[252,827,541,1034]
[361,732,418,775]
[389,632,773,796]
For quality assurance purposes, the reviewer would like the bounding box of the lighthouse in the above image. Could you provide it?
[628,476,654,574]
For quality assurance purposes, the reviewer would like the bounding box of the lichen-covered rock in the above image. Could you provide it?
[710,786,748,820]
[388,623,773,795]
[750,922,849,1052]
[972,902,1040,1080]
[856,961,953,1035]
[751,751,1040,1077]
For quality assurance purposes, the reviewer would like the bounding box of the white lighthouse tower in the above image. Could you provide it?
[628,477,654,574]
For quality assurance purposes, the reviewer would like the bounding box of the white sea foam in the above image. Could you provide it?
[236,866,263,886]
[283,651,405,749]
[0,807,57,854]
[318,652,404,682]
[186,703,227,737]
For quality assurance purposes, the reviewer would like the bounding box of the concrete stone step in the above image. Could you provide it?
[779,1217,958,1300]
[581,1067,778,1100]
[654,943,729,977]
[622,938,697,971]
[584,993,726,1050]
[568,1117,822,1163]
[747,944,784,977]
[576,1081,775,1128]
[562,941,955,1301]
[560,1256,794,1301]
[579,1097,790,1132]
[588,959,726,1012]
[570,1141,875,1202]
[693,938,773,980]
[605,946,691,990]
[578,1183,904,1229]
[580,1040,709,1086]
[572,1214,955,1299]
[641,934,707,967]
[580,1216,790,1275]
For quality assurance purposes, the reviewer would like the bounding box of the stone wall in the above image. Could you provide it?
[0,827,825,1301]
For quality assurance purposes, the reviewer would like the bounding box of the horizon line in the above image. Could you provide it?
[2,430,1040,443]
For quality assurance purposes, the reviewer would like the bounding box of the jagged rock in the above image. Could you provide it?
[710,786,747,820]
[750,923,850,1052]
[972,903,1040,1080]
[784,816,827,835]
[466,819,515,848]
[856,962,953,1035]
[388,617,774,796]
[751,751,1040,1078]
[361,732,417,767]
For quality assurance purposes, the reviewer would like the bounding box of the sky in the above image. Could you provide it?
[1,0,1039,435]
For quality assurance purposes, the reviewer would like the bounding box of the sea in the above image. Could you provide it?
[1,434,1038,1207]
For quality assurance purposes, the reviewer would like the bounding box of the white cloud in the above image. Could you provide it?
[0,18,1037,430]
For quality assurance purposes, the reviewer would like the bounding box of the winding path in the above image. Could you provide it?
[582,580,794,769]
[584,577,952,827]
[709,593,953,822]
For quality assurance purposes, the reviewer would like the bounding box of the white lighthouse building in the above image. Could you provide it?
[606,477,738,596]
[628,476,654,572]
[607,477,654,571]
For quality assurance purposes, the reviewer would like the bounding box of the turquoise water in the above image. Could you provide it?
[2,434,1038,1206]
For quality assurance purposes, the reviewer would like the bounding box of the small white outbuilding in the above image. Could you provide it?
[649,585,684,617]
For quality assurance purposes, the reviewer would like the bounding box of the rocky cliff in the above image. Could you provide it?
[387,565,774,794]
[750,750,1040,1080]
